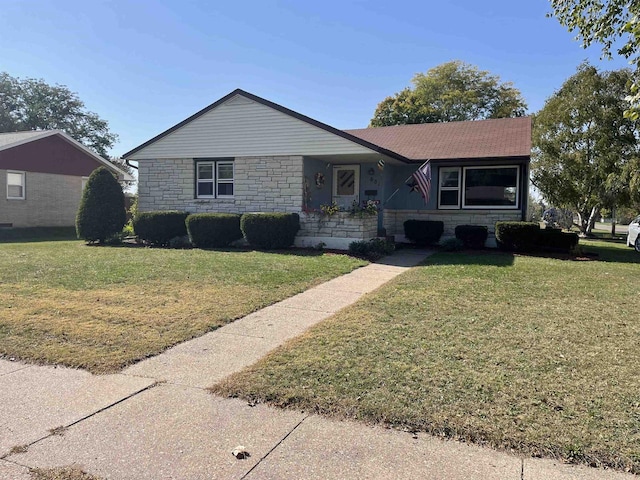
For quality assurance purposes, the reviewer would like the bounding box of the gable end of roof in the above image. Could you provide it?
[122,89,412,163]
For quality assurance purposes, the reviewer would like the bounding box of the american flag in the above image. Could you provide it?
[411,160,432,204]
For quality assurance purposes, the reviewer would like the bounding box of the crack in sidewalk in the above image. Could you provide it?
[240,415,310,479]
[1,381,159,464]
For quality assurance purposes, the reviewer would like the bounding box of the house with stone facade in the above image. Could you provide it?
[0,130,132,228]
[124,89,531,249]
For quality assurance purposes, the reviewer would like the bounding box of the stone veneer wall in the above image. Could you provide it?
[137,156,303,214]
[296,212,378,249]
[298,212,378,239]
[0,170,82,227]
[383,209,523,238]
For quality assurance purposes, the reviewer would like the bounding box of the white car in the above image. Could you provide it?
[627,215,640,252]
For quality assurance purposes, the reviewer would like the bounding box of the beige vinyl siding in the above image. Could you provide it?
[128,95,376,160]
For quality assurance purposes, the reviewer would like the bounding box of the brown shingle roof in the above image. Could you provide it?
[344,117,531,161]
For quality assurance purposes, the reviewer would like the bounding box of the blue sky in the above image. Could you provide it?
[0,0,630,157]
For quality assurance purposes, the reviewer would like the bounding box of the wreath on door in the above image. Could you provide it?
[314,172,325,189]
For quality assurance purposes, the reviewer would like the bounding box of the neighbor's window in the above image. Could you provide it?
[196,160,234,198]
[7,171,25,200]
[462,166,519,208]
[438,167,460,209]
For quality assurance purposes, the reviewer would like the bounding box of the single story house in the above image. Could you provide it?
[124,89,531,249]
[0,130,132,228]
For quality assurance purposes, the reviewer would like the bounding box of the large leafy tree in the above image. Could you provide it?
[370,61,527,126]
[532,63,639,235]
[0,72,117,157]
[548,0,640,118]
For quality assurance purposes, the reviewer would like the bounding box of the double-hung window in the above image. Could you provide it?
[196,159,234,198]
[438,167,460,209]
[7,171,25,200]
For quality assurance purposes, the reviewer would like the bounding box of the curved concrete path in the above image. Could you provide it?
[0,250,634,479]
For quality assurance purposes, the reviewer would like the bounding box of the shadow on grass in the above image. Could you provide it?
[581,240,640,264]
[422,249,516,267]
[0,227,78,243]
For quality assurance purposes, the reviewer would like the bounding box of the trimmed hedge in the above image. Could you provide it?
[495,221,579,253]
[186,213,242,248]
[455,225,488,249]
[241,213,300,249]
[495,222,541,252]
[133,211,189,246]
[537,228,579,252]
[403,220,444,246]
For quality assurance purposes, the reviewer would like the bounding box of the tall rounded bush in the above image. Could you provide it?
[76,167,126,243]
[241,213,300,249]
[186,213,242,248]
[133,211,189,246]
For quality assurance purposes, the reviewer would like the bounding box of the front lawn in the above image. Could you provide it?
[212,240,640,473]
[0,240,366,373]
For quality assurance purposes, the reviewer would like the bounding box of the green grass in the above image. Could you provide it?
[212,240,640,473]
[0,240,366,373]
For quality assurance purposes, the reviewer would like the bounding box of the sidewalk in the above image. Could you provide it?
[0,250,633,480]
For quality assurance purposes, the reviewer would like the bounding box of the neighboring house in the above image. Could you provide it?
[0,130,132,228]
[124,89,531,249]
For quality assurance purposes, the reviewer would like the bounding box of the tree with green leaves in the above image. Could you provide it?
[76,167,126,244]
[548,1,640,118]
[532,63,639,235]
[0,72,117,157]
[370,61,527,126]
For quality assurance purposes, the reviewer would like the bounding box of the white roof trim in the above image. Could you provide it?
[0,130,133,181]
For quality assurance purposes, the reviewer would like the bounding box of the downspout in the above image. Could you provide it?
[126,159,138,170]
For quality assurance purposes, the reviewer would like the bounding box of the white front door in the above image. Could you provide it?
[332,165,360,209]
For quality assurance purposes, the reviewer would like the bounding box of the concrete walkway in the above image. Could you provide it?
[0,250,633,480]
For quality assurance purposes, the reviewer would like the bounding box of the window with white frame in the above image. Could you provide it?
[462,166,519,208]
[7,171,25,200]
[216,161,234,197]
[196,160,234,198]
[438,167,460,209]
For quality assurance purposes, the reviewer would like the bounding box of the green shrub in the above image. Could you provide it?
[495,222,579,253]
[455,225,488,249]
[133,211,189,246]
[403,220,444,246]
[167,235,192,249]
[76,167,126,244]
[348,238,395,260]
[440,237,464,252]
[186,213,242,248]
[495,222,541,252]
[537,228,579,252]
[240,213,300,249]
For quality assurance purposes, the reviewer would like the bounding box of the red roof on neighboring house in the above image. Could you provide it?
[344,117,532,161]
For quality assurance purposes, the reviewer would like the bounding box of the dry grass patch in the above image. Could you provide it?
[0,240,366,372]
[213,240,640,473]
[30,466,102,480]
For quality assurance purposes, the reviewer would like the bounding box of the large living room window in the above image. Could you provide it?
[462,166,519,208]
[196,159,234,198]
[7,171,25,200]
